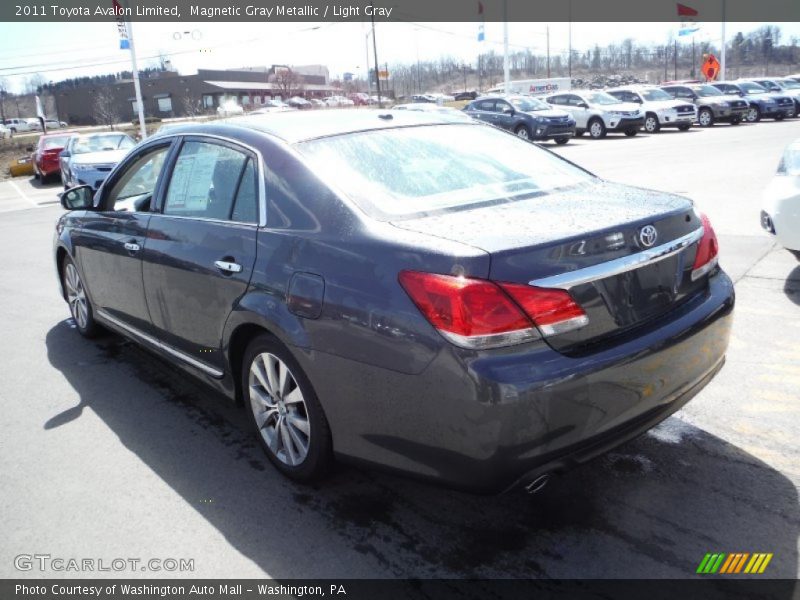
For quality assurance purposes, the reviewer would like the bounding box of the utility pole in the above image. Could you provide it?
[122,7,146,140]
[720,0,727,81]
[568,1,572,79]
[691,38,696,78]
[546,26,551,78]
[674,39,678,80]
[370,7,381,108]
[503,0,510,96]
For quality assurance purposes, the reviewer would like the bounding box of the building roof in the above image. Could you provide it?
[204,80,336,93]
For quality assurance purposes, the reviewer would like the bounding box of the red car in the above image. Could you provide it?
[33,132,74,181]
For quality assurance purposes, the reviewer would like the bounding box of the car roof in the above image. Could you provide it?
[163,109,475,144]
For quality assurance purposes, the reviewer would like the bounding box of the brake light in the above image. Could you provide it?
[691,212,719,281]
[398,270,588,349]
[498,282,589,337]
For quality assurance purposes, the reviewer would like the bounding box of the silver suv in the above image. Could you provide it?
[546,90,644,138]
[660,83,748,127]
[606,85,696,133]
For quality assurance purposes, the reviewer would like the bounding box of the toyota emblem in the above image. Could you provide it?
[639,225,658,247]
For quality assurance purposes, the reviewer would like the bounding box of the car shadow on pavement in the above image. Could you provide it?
[45,320,800,582]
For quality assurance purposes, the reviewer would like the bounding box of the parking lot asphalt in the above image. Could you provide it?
[0,120,798,581]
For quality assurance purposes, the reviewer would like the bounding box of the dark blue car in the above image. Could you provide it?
[712,81,795,122]
[54,110,733,493]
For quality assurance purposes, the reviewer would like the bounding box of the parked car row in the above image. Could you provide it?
[462,77,800,143]
[30,130,136,189]
[2,117,68,134]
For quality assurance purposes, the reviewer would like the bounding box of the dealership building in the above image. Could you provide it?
[49,65,337,125]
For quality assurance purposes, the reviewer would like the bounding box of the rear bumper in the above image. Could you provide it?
[304,270,735,493]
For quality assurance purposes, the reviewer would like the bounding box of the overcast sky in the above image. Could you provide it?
[0,21,797,92]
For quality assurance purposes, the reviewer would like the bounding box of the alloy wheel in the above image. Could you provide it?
[644,116,658,133]
[64,263,88,329]
[590,120,604,138]
[516,127,530,140]
[746,107,759,122]
[248,352,311,467]
[698,110,712,126]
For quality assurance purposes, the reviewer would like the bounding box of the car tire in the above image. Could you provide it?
[243,334,333,482]
[644,114,660,133]
[677,123,691,131]
[698,108,714,127]
[588,118,606,139]
[61,256,99,338]
[554,137,569,145]
[624,128,638,137]
[514,124,532,140]
[746,106,761,123]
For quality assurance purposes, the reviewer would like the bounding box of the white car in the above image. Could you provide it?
[606,86,696,133]
[217,101,244,117]
[3,118,32,133]
[546,90,644,138]
[45,119,67,129]
[26,118,43,131]
[762,139,800,259]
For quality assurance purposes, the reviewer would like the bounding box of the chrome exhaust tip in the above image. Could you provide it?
[524,474,550,495]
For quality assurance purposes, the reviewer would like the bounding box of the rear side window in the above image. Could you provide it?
[474,99,495,111]
[163,141,250,220]
[231,159,258,224]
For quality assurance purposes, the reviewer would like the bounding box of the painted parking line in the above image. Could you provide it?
[6,180,38,206]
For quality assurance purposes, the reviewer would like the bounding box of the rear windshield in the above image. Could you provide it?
[296,123,593,220]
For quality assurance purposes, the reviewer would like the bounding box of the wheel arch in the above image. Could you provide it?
[223,291,312,404]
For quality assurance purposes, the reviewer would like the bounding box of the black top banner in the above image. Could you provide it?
[3,0,800,22]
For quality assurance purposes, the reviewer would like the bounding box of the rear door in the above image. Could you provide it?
[141,136,260,373]
[469,99,497,124]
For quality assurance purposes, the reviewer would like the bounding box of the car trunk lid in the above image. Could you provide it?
[391,181,707,352]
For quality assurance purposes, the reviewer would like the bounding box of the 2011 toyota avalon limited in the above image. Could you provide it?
[53,110,734,494]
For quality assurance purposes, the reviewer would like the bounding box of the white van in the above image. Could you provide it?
[486,77,571,97]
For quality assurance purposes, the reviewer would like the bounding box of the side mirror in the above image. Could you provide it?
[26,145,34,153]
[634,97,643,103]
[60,185,94,211]
[59,150,71,158]
[502,106,514,114]
[578,102,589,109]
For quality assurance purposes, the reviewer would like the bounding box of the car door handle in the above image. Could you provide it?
[214,260,243,274]
[123,242,140,252]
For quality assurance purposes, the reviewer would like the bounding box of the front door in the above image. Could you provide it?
[141,137,260,372]
[73,142,173,332]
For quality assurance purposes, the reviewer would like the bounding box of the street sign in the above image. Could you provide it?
[702,54,720,81]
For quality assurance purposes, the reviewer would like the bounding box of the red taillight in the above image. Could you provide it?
[498,282,589,337]
[398,270,588,349]
[691,212,719,281]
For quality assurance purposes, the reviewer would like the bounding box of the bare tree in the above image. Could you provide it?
[24,73,47,95]
[93,88,121,130]
[181,89,204,118]
[272,68,305,99]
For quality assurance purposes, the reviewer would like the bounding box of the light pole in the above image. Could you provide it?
[370,8,382,108]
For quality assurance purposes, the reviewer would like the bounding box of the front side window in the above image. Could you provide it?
[584,92,620,105]
[163,141,251,220]
[695,85,724,97]
[40,136,71,150]
[297,123,593,221]
[509,97,549,111]
[106,145,171,212]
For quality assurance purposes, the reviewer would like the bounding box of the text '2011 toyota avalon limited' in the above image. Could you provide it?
[54,110,734,493]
